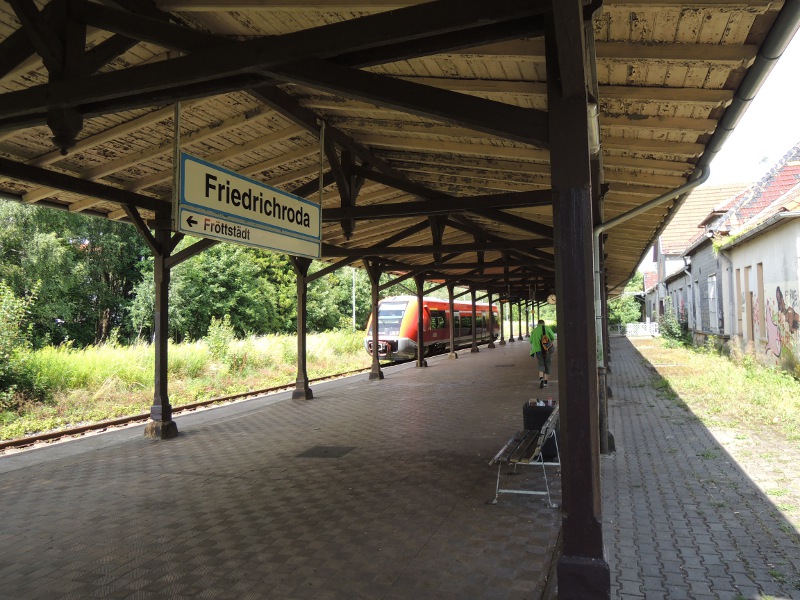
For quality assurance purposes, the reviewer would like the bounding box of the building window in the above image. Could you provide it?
[757,263,765,338]
[735,268,742,336]
[744,266,753,341]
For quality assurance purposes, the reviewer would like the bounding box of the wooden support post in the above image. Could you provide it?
[415,274,427,368]
[290,256,313,400]
[517,299,523,340]
[470,287,479,353]
[363,260,384,379]
[487,290,496,349]
[144,218,178,440]
[547,2,610,597]
[525,299,531,338]
[499,300,506,345]
[447,283,458,359]
[508,298,515,342]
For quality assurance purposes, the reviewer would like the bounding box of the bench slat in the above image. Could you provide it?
[490,405,560,466]
[490,429,530,464]
[509,432,543,463]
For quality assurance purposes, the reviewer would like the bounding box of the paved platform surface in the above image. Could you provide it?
[0,337,561,600]
[603,336,800,600]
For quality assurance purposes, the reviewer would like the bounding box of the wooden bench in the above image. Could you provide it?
[488,405,560,507]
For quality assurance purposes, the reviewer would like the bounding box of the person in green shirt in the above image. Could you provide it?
[530,319,556,389]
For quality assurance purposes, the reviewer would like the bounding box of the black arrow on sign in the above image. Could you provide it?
[186,215,197,227]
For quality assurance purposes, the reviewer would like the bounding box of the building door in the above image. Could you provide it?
[708,275,718,333]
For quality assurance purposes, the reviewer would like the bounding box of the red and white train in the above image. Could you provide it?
[364,295,500,360]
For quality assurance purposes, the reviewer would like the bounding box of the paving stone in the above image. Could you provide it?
[0,342,560,600]
[602,337,800,600]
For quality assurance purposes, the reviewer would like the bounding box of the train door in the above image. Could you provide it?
[460,313,472,338]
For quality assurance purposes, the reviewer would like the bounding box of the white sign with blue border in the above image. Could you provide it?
[177,153,321,258]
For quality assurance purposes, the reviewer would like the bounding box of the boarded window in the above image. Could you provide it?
[757,263,765,338]
[735,268,742,336]
[708,275,718,333]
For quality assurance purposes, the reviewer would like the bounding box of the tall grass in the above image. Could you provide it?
[1,330,372,441]
[633,338,800,441]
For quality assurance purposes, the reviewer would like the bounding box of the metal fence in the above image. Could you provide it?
[609,322,660,337]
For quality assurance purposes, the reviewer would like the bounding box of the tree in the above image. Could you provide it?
[0,281,39,408]
[607,272,644,326]
[130,242,281,341]
[0,201,148,347]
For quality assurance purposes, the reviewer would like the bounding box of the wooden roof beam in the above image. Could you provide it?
[462,39,758,65]
[127,123,307,192]
[0,0,550,122]
[321,238,550,258]
[22,106,270,204]
[0,155,169,214]
[392,77,734,107]
[322,189,551,221]
[274,61,549,147]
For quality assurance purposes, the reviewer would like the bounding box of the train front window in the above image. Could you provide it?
[370,302,407,336]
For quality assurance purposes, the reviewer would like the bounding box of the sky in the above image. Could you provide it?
[702,29,800,186]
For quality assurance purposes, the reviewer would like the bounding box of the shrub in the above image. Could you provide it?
[659,299,690,346]
[205,315,236,360]
[0,281,41,408]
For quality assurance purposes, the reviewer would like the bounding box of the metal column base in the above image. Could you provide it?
[144,420,178,439]
[556,554,611,600]
[292,385,313,399]
[368,368,384,380]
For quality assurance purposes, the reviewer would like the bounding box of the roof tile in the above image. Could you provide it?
[660,183,747,254]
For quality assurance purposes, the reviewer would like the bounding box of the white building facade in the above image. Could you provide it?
[721,215,800,369]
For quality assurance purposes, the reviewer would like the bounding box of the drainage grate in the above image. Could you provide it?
[495,364,515,368]
[297,446,356,458]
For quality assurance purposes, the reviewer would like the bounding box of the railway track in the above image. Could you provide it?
[0,365,378,453]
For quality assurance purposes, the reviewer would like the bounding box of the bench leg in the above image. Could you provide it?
[491,463,503,504]
[539,460,555,508]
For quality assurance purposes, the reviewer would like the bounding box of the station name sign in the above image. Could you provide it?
[177,153,321,258]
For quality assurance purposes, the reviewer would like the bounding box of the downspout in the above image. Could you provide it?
[593,169,710,366]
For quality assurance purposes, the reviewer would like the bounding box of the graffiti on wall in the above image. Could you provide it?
[765,286,800,360]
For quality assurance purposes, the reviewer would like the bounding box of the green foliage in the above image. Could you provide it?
[0,200,149,347]
[536,303,557,324]
[0,330,373,440]
[639,337,800,441]
[0,281,42,408]
[607,272,645,326]
[205,315,236,360]
[659,298,690,346]
[21,343,152,393]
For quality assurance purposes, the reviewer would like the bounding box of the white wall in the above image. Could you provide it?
[726,219,800,367]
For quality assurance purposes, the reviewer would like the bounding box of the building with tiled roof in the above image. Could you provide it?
[654,141,800,373]
[659,183,748,257]
[644,143,800,355]
[716,176,800,372]
[644,183,746,326]
[643,272,658,294]
[707,143,800,238]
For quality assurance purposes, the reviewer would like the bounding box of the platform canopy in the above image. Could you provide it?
[0,0,794,297]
